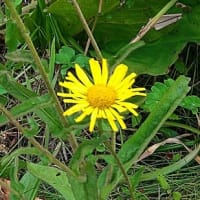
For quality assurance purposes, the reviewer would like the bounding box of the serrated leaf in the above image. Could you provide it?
[55,46,75,64]
[143,79,174,112]
[180,95,200,114]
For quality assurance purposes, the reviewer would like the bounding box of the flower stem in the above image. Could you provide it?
[84,0,103,55]
[0,104,78,178]
[71,0,103,59]
[4,0,78,151]
[105,142,135,200]
[130,0,178,43]
[164,121,200,135]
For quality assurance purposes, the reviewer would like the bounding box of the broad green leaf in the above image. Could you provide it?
[68,161,98,200]
[98,76,190,199]
[122,5,200,75]
[27,162,75,200]
[97,2,200,75]
[47,0,119,35]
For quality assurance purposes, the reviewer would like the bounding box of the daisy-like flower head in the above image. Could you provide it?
[57,58,146,132]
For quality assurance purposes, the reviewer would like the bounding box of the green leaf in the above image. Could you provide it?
[20,172,40,200]
[99,2,200,75]
[70,134,108,173]
[55,46,75,64]
[47,0,119,35]
[98,76,190,199]
[27,163,76,200]
[143,78,174,112]
[173,191,182,200]
[48,37,56,81]
[70,161,98,200]
[180,95,200,114]
[5,20,20,52]
[157,174,170,191]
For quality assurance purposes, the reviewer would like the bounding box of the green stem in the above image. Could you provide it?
[130,0,178,43]
[164,121,200,135]
[105,142,135,200]
[4,0,78,151]
[84,0,102,55]
[0,103,77,178]
[71,0,103,59]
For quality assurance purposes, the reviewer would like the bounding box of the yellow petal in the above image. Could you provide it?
[63,99,87,104]
[108,64,128,87]
[117,90,134,101]
[75,106,93,122]
[131,87,146,92]
[59,82,86,94]
[89,107,98,132]
[115,73,136,91]
[101,59,108,84]
[119,102,139,116]
[75,64,93,87]
[89,58,102,84]
[132,92,147,97]
[63,103,89,116]
[66,72,87,91]
[109,108,126,129]
[105,109,118,132]
[57,92,86,100]
[111,103,127,113]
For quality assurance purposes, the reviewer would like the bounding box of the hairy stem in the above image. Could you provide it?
[71,0,102,59]
[4,0,78,151]
[84,0,103,55]
[105,142,135,200]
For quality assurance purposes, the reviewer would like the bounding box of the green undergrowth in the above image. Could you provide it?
[0,0,200,200]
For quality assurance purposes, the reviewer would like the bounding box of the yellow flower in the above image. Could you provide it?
[57,58,146,132]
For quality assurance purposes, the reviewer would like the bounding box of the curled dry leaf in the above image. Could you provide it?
[0,178,10,200]
[138,134,200,164]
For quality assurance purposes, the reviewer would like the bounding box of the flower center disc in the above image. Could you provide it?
[87,85,117,108]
